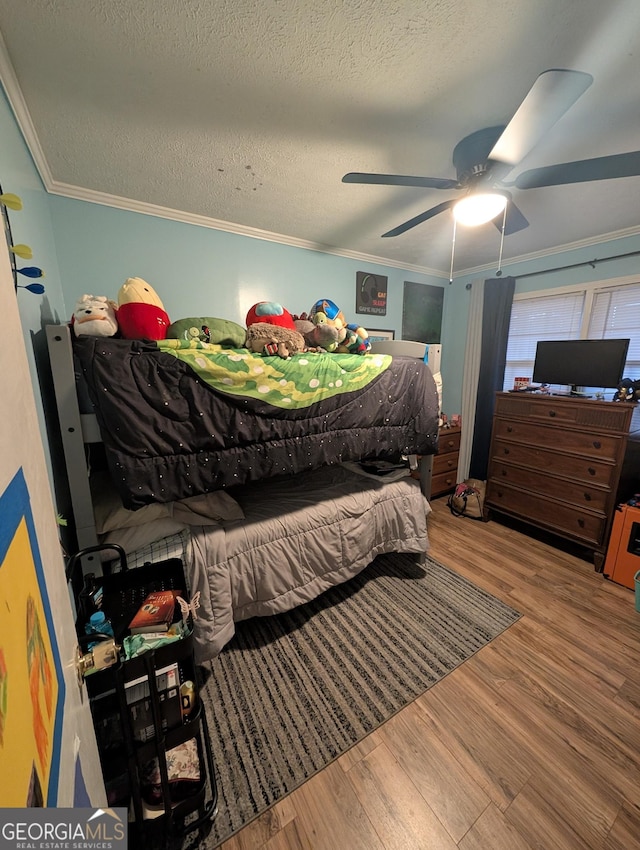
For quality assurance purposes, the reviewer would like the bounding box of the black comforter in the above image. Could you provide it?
[74,336,440,509]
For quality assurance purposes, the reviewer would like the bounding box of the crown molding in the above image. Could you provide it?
[3,32,638,285]
[0,29,53,185]
[457,223,640,280]
[46,179,446,277]
[0,34,443,279]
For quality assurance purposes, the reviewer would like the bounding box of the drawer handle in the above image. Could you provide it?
[584,492,591,501]
[587,467,596,476]
[593,440,601,449]
[506,425,513,433]
[501,469,507,476]
[548,410,556,417]
[503,448,510,455]
[577,518,585,528]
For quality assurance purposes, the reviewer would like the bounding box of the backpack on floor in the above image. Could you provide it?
[447,479,486,520]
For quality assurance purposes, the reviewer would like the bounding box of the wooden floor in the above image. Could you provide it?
[216,498,640,850]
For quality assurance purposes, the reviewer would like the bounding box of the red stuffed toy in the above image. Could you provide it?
[117,277,171,340]
[245,301,296,331]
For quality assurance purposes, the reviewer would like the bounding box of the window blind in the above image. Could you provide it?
[503,292,584,390]
[589,283,640,378]
[503,280,640,396]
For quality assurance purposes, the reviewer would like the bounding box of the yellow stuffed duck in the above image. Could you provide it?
[117,277,171,340]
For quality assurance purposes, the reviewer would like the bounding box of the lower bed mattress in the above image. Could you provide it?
[184,464,432,661]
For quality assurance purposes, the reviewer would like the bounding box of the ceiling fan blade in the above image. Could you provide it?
[492,200,529,235]
[514,150,640,189]
[342,172,459,190]
[489,69,593,166]
[381,199,457,237]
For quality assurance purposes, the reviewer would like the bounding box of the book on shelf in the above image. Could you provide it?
[128,589,181,634]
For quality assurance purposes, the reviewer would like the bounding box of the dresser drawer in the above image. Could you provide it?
[437,429,461,455]
[492,417,623,462]
[433,451,459,476]
[494,394,633,434]
[485,481,607,547]
[491,438,617,488]
[488,460,609,511]
[431,470,458,497]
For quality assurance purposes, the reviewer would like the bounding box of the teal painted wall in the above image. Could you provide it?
[441,235,640,417]
[4,76,640,505]
[48,195,445,335]
[0,87,67,497]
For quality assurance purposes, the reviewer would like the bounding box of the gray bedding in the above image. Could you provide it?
[185,465,431,661]
[72,336,440,509]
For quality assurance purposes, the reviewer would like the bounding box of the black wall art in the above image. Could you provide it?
[401,281,444,343]
[356,272,387,316]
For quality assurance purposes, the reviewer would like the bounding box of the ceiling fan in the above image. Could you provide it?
[342,69,640,238]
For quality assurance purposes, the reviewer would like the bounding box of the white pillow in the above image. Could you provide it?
[92,473,171,533]
[172,491,245,525]
[99,518,187,555]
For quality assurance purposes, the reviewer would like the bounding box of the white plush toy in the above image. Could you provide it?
[72,294,119,337]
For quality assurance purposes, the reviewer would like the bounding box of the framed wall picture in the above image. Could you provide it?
[356,272,388,316]
[367,328,395,342]
[402,281,444,343]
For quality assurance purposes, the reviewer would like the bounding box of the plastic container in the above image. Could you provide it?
[635,570,640,613]
[85,610,115,648]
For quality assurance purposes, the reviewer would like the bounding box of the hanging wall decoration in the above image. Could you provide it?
[402,281,444,343]
[0,183,45,295]
[355,272,387,316]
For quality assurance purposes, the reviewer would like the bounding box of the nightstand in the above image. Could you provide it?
[431,425,461,498]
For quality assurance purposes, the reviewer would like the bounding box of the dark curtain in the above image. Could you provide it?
[468,276,516,480]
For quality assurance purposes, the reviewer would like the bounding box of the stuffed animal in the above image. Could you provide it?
[293,314,341,352]
[244,302,306,358]
[613,378,640,402]
[72,294,119,337]
[117,277,171,340]
[246,301,297,331]
[308,298,371,355]
[244,323,306,359]
[167,316,246,347]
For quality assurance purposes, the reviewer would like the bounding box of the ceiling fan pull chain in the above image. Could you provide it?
[496,205,507,274]
[449,219,457,284]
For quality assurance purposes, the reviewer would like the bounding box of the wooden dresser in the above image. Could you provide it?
[430,425,461,498]
[484,393,634,568]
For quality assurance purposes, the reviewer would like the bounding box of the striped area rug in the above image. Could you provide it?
[198,553,520,847]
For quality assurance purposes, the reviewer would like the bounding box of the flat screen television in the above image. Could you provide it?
[532,338,630,393]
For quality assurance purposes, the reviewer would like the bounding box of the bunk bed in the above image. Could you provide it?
[46,324,441,661]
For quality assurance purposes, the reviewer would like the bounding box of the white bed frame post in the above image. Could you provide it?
[46,324,100,561]
[369,340,440,500]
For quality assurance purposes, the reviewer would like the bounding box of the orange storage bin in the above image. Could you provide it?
[603,504,640,589]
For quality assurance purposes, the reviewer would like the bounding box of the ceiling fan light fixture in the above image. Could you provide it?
[453,192,507,227]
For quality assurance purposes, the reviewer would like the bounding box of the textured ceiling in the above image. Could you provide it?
[0,0,639,276]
